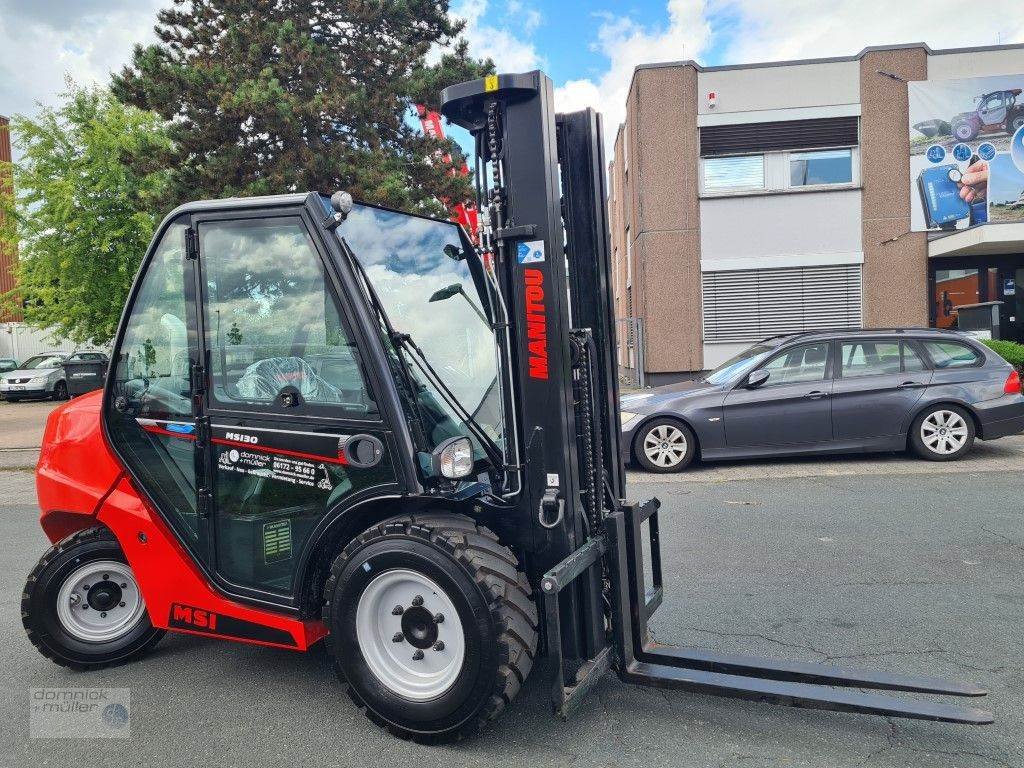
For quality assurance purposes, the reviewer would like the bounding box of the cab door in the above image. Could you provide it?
[192,207,398,604]
[105,218,206,562]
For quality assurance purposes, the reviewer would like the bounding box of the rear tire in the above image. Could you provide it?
[22,527,164,669]
[633,418,697,473]
[323,513,537,742]
[910,405,975,461]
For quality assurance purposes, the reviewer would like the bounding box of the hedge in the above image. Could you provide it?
[982,339,1024,371]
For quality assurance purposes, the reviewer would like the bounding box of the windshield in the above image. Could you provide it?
[21,355,65,370]
[704,343,775,385]
[334,202,503,455]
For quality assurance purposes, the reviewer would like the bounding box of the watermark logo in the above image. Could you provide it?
[29,688,131,739]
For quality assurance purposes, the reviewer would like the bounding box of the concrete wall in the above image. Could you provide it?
[701,190,863,266]
[697,60,860,115]
[628,64,703,373]
[928,49,1024,80]
[859,48,929,328]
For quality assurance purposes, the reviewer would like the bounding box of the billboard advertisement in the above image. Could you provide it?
[909,74,1024,232]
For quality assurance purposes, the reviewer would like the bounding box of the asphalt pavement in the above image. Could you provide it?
[1,467,1021,767]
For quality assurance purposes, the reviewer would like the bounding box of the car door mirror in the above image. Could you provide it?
[745,369,770,389]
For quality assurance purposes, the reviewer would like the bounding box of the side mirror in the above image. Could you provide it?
[746,369,770,389]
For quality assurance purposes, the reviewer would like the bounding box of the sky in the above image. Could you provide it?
[1,0,1024,159]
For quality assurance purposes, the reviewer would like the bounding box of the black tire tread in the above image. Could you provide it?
[22,525,164,671]
[322,512,538,743]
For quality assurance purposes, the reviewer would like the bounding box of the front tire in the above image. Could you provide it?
[51,381,68,401]
[952,119,978,141]
[633,418,696,473]
[323,514,537,742]
[22,527,164,669]
[910,405,975,461]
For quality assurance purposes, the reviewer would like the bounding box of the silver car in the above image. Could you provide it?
[0,353,69,401]
[621,329,1024,472]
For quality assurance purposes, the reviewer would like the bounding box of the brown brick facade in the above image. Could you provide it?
[859,49,929,328]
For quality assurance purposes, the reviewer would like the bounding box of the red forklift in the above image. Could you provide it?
[23,70,992,741]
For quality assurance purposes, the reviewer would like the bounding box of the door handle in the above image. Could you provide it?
[805,390,829,399]
[898,381,923,389]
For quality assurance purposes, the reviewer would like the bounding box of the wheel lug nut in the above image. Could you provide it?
[101,612,107,618]
[102,574,109,580]
[82,605,89,610]
[392,632,404,643]
[120,583,127,589]
[83,584,90,590]
[391,605,404,616]
[412,650,425,661]
[119,602,126,607]
[433,641,445,652]
[434,613,444,624]
[411,595,423,607]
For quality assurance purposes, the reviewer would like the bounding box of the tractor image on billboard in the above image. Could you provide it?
[951,88,1024,141]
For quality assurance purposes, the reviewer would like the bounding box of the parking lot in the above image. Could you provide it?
[1,400,1022,767]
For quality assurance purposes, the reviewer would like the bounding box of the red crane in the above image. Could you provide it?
[416,104,480,243]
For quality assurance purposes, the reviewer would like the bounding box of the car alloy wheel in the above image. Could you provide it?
[920,409,969,456]
[643,424,688,469]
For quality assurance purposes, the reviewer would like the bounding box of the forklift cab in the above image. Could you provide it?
[104,194,507,604]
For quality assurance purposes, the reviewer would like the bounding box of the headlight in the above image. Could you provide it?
[620,411,641,428]
[433,436,474,479]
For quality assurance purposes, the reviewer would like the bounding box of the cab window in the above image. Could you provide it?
[200,217,377,418]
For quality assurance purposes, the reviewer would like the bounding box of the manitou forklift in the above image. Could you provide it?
[23,71,993,740]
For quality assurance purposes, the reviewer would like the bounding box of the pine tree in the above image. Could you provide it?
[112,1,491,215]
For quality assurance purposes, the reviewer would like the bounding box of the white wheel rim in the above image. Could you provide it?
[921,410,969,455]
[355,569,466,701]
[643,424,688,468]
[55,560,146,643]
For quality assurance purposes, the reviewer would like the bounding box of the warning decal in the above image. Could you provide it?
[263,520,292,563]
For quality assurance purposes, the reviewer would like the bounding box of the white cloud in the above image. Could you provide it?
[0,1,161,121]
[554,0,712,144]
[713,0,1024,65]
[451,0,543,72]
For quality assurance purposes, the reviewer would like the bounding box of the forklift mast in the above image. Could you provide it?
[442,71,993,725]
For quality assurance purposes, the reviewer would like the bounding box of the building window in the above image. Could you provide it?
[789,149,853,186]
[702,155,764,191]
[701,148,858,194]
[701,264,862,343]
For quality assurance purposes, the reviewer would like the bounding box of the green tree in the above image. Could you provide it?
[0,86,170,344]
[112,1,492,214]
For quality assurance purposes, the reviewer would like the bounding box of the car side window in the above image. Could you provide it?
[922,340,982,369]
[841,341,902,378]
[200,217,378,417]
[761,342,830,385]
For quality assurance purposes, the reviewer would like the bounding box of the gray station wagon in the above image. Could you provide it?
[621,329,1024,472]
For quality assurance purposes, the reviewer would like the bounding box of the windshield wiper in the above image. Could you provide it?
[338,237,432,444]
[392,331,505,470]
[338,235,504,472]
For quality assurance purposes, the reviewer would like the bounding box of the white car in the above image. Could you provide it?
[0,353,69,401]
